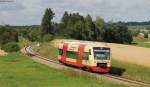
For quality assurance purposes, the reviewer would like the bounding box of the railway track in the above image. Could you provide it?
[23,46,150,87]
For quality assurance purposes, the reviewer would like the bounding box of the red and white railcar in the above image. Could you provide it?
[58,42,111,73]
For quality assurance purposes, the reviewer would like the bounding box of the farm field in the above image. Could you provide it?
[0,52,138,87]
[34,39,150,82]
[132,37,150,48]
[108,42,150,67]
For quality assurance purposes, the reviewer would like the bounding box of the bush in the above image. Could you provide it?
[1,42,20,52]
[105,24,133,44]
[144,33,148,38]
[19,38,30,47]
[43,34,53,42]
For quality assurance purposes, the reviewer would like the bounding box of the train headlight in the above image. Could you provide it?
[94,61,97,63]
[107,63,111,67]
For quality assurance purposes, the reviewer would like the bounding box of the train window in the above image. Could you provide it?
[66,51,77,59]
[83,52,89,60]
[59,49,63,55]
[93,47,110,60]
[89,49,91,55]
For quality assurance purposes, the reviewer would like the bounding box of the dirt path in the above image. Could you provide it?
[52,39,150,67]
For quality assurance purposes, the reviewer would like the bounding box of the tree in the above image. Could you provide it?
[43,34,53,42]
[59,11,72,36]
[144,33,148,38]
[59,12,86,38]
[0,25,18,45]
[52,11,133,44]
[28,29,40,41]
[61,11,69,24]
[85,14,94,40]
[73,20,86,40]
[19,37,30,47]
[104,24,114,42]
[41,8,55,36]
[95,16,105,41]
[1,42,20,52]
[105,24,133,44]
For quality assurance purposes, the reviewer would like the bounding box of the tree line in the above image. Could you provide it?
[0,8,133,52]
[41,8,133,44]
[118,21,150,26]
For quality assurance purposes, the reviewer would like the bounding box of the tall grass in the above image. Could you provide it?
[34,42,58,60]
[112,59,150,82]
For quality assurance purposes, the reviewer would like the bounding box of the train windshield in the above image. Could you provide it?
[93,47,110,60]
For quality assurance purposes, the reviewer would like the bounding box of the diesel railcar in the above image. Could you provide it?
[58,42,111,73]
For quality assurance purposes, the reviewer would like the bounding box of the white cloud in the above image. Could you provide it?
[0,0,150,25]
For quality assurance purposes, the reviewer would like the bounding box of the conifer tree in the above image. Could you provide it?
[41,8,55,36]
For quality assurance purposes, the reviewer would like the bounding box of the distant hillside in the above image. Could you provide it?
[128,25,150,30]
[114,21,150,29]
[125,21,150,26]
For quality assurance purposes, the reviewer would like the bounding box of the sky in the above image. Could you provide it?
[0,0,150,25]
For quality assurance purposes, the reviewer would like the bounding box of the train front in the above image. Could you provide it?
[90,47,111,73]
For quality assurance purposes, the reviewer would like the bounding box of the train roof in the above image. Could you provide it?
[62,41,109,48]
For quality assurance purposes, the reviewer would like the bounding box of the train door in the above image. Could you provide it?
[77,44,85,67]
[82,48,91,66]
[61,43,68,63]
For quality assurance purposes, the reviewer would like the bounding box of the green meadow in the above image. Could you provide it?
[0,52,140,87]
[132,37,150,48]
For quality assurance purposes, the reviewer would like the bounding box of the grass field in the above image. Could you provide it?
[34,41,150,82]
[111,59,150,82]
[0,52,140,87]
[132,37,150,48]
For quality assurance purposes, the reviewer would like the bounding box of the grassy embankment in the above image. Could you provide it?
[0,52,138,87]
[132,37,150,48]
[34,42,150,82]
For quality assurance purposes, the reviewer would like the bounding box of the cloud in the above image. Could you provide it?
[0,0,150,25]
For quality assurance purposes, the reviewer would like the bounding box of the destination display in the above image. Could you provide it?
[93,47,110,53]
[93,47,110,60]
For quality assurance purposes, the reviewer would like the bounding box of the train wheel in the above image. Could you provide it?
[82,67,90,71]
[58,60,61,63]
